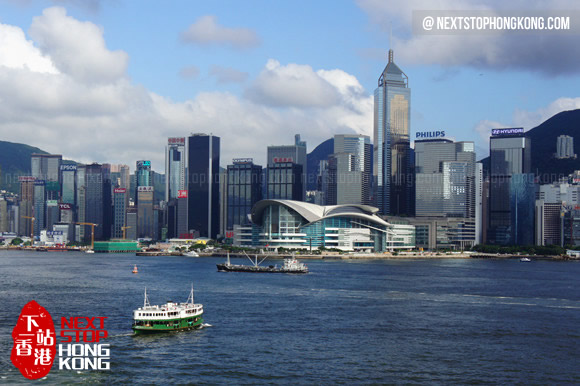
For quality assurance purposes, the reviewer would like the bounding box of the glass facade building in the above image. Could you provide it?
[267,134,307,201]
[415,139,476,219]
[165,137,187,201]
[488,131,532,245]
[112,188,127,239]
[266,162,303,201]
[333,134,372,205]
[84,163,112,241]
[373,49,412,216]
[241,199,415,252]
[187,134,220,239]
[226,159,262,231]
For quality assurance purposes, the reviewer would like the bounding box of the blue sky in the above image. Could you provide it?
[0,0,579,170]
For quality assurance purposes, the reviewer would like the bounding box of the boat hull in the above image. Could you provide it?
[216,263,308,274]
[132,316,203,335]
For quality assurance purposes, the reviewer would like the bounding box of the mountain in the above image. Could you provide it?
[481,109,580,182]
[306,138,334,191]
[0,140,48,193]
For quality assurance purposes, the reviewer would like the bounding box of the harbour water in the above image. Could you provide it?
[1,251,579,384]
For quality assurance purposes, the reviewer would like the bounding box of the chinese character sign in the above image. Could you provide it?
[11,301,56,380]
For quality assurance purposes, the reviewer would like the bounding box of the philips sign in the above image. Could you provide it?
[491,128,524,136]
[416,131,446,139]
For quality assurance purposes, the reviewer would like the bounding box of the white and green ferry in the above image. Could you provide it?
[132,286,204,335]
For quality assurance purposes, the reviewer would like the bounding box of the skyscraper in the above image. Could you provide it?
[556,135,576,159]
[112,188,128,239]
[135,160,152,206]
[266,162,303,200]
[188,133,220,239]
[165,137,187,201]
[333,134,372,205]
[267,134,307,201]
[414,138,475,218]
[373,49,412,215]
[165,137,188,239]
[488,128,533,245]
[84,163,112,241]
[226,159,262,231]
[31,154,62,235]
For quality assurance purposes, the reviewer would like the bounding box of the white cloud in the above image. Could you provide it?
[28,7,128,83]
[356,0,580,75]
[0,9,372,171]
[209,65,248,84]
[181,15,260,50]
[179,65,200,79]
[245,59,342,108]
[0,22,58,73]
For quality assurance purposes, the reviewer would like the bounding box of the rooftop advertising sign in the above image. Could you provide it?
[491,128,524,136]
[416,131,446,139]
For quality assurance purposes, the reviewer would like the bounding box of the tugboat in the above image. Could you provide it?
[132,285,204,335]
[217,252,308,274]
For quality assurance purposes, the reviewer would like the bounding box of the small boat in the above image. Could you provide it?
[520,257,531,262]
[132,286,204,335]
[217,252,308,274]
[132,265,138,274]
[184,250,199,257]
[85,249,95,254]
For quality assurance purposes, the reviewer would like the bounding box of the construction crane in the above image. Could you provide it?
[22,216,35,246]
[77,222,99,250]
[122,226,132,240]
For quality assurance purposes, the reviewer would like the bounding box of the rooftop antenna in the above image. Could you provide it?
[388,21,394,63]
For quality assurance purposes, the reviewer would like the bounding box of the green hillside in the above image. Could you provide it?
[0,140,48,193]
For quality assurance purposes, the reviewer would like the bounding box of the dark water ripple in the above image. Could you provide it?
[0,252,579,384]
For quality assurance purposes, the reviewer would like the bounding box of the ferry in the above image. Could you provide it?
[132,286,204,335]
[217,252,308,274]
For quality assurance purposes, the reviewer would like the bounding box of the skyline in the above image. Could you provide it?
[1,1,580,172]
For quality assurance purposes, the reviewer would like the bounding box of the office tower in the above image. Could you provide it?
[76,165,86,241]
[414,138,475,218]
[332,134,372,205]
[219,167,227,237]
[187,133,220,239]
[112,188,128,238]
[18,176,35,237]
[266,162,303,200]
[31,154,62,184]
[226,159,262,231]
[165,137,188,239]
[110,164,131,190]
[137,186,155,238]
[135,160,152,206]
[488,128,533,245]
[84,163,112,241]
[126,208,137,240]
[60,164,76,206]
[373,49,412,216]
[267,134,307,201]
[33,180,45,236]
[165,137,187,201]
[475,162,483,245]
[0,199,8,233]
[31,154,62,235]
[412,138,476,249]
[535,200,563,246]
[556,135,576,159]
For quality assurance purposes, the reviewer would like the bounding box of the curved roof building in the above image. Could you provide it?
[238,199,414,252]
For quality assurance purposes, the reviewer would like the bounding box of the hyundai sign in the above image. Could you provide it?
[491,128,524,136]
[416,131,446,139]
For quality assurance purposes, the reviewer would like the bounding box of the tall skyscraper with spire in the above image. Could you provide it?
[373,48,412,216]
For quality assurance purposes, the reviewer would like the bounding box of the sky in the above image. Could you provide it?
[1,0,580,173]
